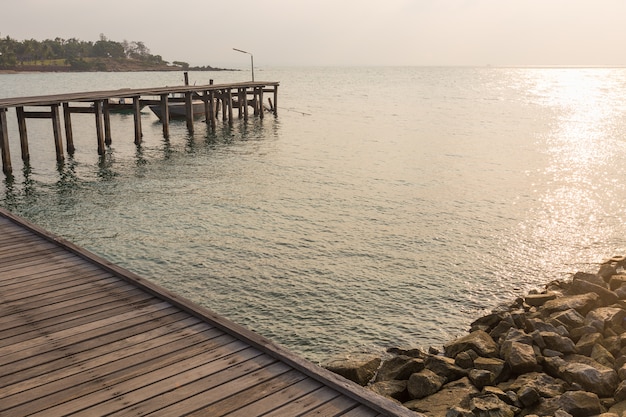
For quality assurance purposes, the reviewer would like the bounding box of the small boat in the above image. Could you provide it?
[92,98,145,113]
[148,101,205,121]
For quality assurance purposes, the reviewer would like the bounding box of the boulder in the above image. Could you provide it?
[591,343,615,368]
[598,264,618,282]
[474,357,507,382]
[404,377,478,416]
[540,331,577,354]
[575,332,604,356]
[444,330,499,359]
[500,340,539,374]
[408,369,446,399]
[614,380,626,403]
[375,355,425,382]
[525,292,557,307]
[517,385,541,407]
[324,353,381,386]
[586,307,626,332]
[497,372,567,398]
[454,350,477,369]
[542,293,600,317]
[570,278,618,306]
[548,309,586,331]
[525,391,603,417]
[425,355,467,382]
[544,355,619,397]
[469,393,516,417]
[368,380,408,402]
[609,400,626,416]
[609,274,626,291]
[468,369,495,389]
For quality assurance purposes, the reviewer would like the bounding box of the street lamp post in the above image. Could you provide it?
[232,48,254,82]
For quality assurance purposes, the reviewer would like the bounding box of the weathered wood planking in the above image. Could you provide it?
[0,208,414,417]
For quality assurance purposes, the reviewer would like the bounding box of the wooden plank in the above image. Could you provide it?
[225,377,324,417]
[186,369,308,416]
[340,405,382,417]
[262,386,341,416]
[300,394,360,416]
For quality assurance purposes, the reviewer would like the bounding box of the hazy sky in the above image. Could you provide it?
[2,0,626,67]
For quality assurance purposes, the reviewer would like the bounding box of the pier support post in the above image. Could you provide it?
[51,104,64,162]
[0,108,11,175]
[185,92,194,133]
[94,101,105,155]
[258,87,264,119]
[160,94,169,138]
[16,107,29,161]
[133,96,142,145]
[62,103,75,154]
[103,101,112,146]
[227,89,233,123]
[273,85,278,115]
[221,90,227,121]
[243,88,249,120]
[207,91,216,129]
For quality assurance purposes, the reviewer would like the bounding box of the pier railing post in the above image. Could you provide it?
[227,89,233,123]
[273,85,278,115]
[0,108,12,175]
[258,87,264,119]
[207,91,216,129]
[103,100,112,146]
[185,92,194,133]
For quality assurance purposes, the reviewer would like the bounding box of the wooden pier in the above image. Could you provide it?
[0,80,279,175]
[0,207,415,417]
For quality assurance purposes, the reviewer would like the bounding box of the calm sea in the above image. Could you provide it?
[2,67,626,363]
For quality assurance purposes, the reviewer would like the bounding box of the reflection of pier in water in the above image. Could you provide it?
[0,80,279,175]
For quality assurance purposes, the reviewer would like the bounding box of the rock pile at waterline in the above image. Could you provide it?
[325,255,626,417]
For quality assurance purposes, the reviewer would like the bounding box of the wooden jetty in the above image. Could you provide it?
[0,80,279,175]
[0,207,414,417]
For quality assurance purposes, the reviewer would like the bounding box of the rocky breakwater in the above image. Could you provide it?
[324,256,626,417]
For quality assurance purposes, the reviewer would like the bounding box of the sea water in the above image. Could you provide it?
[2,67,626,363]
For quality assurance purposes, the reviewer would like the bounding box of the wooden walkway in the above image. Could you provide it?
[0,208,414,417]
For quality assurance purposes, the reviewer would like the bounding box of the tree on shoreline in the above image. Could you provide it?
[0,34,171,70]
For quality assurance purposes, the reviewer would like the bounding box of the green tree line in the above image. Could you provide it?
[0,34,173,70]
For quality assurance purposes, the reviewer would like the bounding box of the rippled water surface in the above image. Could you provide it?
[2,67,626,363]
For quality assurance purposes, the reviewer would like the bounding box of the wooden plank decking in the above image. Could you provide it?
[0,208,415,417]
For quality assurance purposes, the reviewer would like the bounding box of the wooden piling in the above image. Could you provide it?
[62,103,75,154]
[94,101,105,155]
[258,87,264,119]
[160,94,169,138]
[103,100,112,146]
[227,89,233,123]
[50,104,64,162]
[133,96,142,145]
[185,91,194,133]
[0,108,11,175]
[207,91,216,129]
[273,85,278,114]
[16,107,29,161]
[243,89,249,120]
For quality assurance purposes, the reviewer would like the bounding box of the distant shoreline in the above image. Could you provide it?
[0,64,236,74]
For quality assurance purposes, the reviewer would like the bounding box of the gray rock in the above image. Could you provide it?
[609,274,626,291]
[469,394,515,417]
[526,317,570,336]
[444,330,499,359]
[570,278,618,306]
[375,355,425,382]
[570,325,600,343]
[368,379,408,402]
[540,331,577,354]
[542,293,601,317]
[324,353,381,386]
[404,377,479,417]
[454,350,476,369]
[501,340,539,374]
[598,264,618,282]
[609,400,626,416]
[497,371,567,398]
[615,286,626,300]
[425,355,467,382]
[591,343,615,368]
[525,292,558,307]
[614,380,626,402]
[575,332,604,356]
[444,406,473,417]
[468,369,495,389]
[544,355,619,397]
[548,308,586,331]
[474,357,507,383]
[617,363,626,380]
[517,385,541,407]
[526,391,602,417]
[586,307,626,332]
[408,369,446,399]
[573,271,607,287]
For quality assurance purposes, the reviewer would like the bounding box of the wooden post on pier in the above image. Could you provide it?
[16,107,29,161]
[160,94,169,138]
[258,87,264,119]
[62,103,75,154]
[133,96,142,145]
[51,104,64,162]
[103,101,112,146]
[0,108,11,175]
[185,91,194,133]
[226,89,233,123]
[207,91,216,129]
[273,85,278,115]
[243,88,249,120]
[94,101,105,155]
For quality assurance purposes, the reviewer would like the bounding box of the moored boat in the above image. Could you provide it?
[148,101,205,121]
